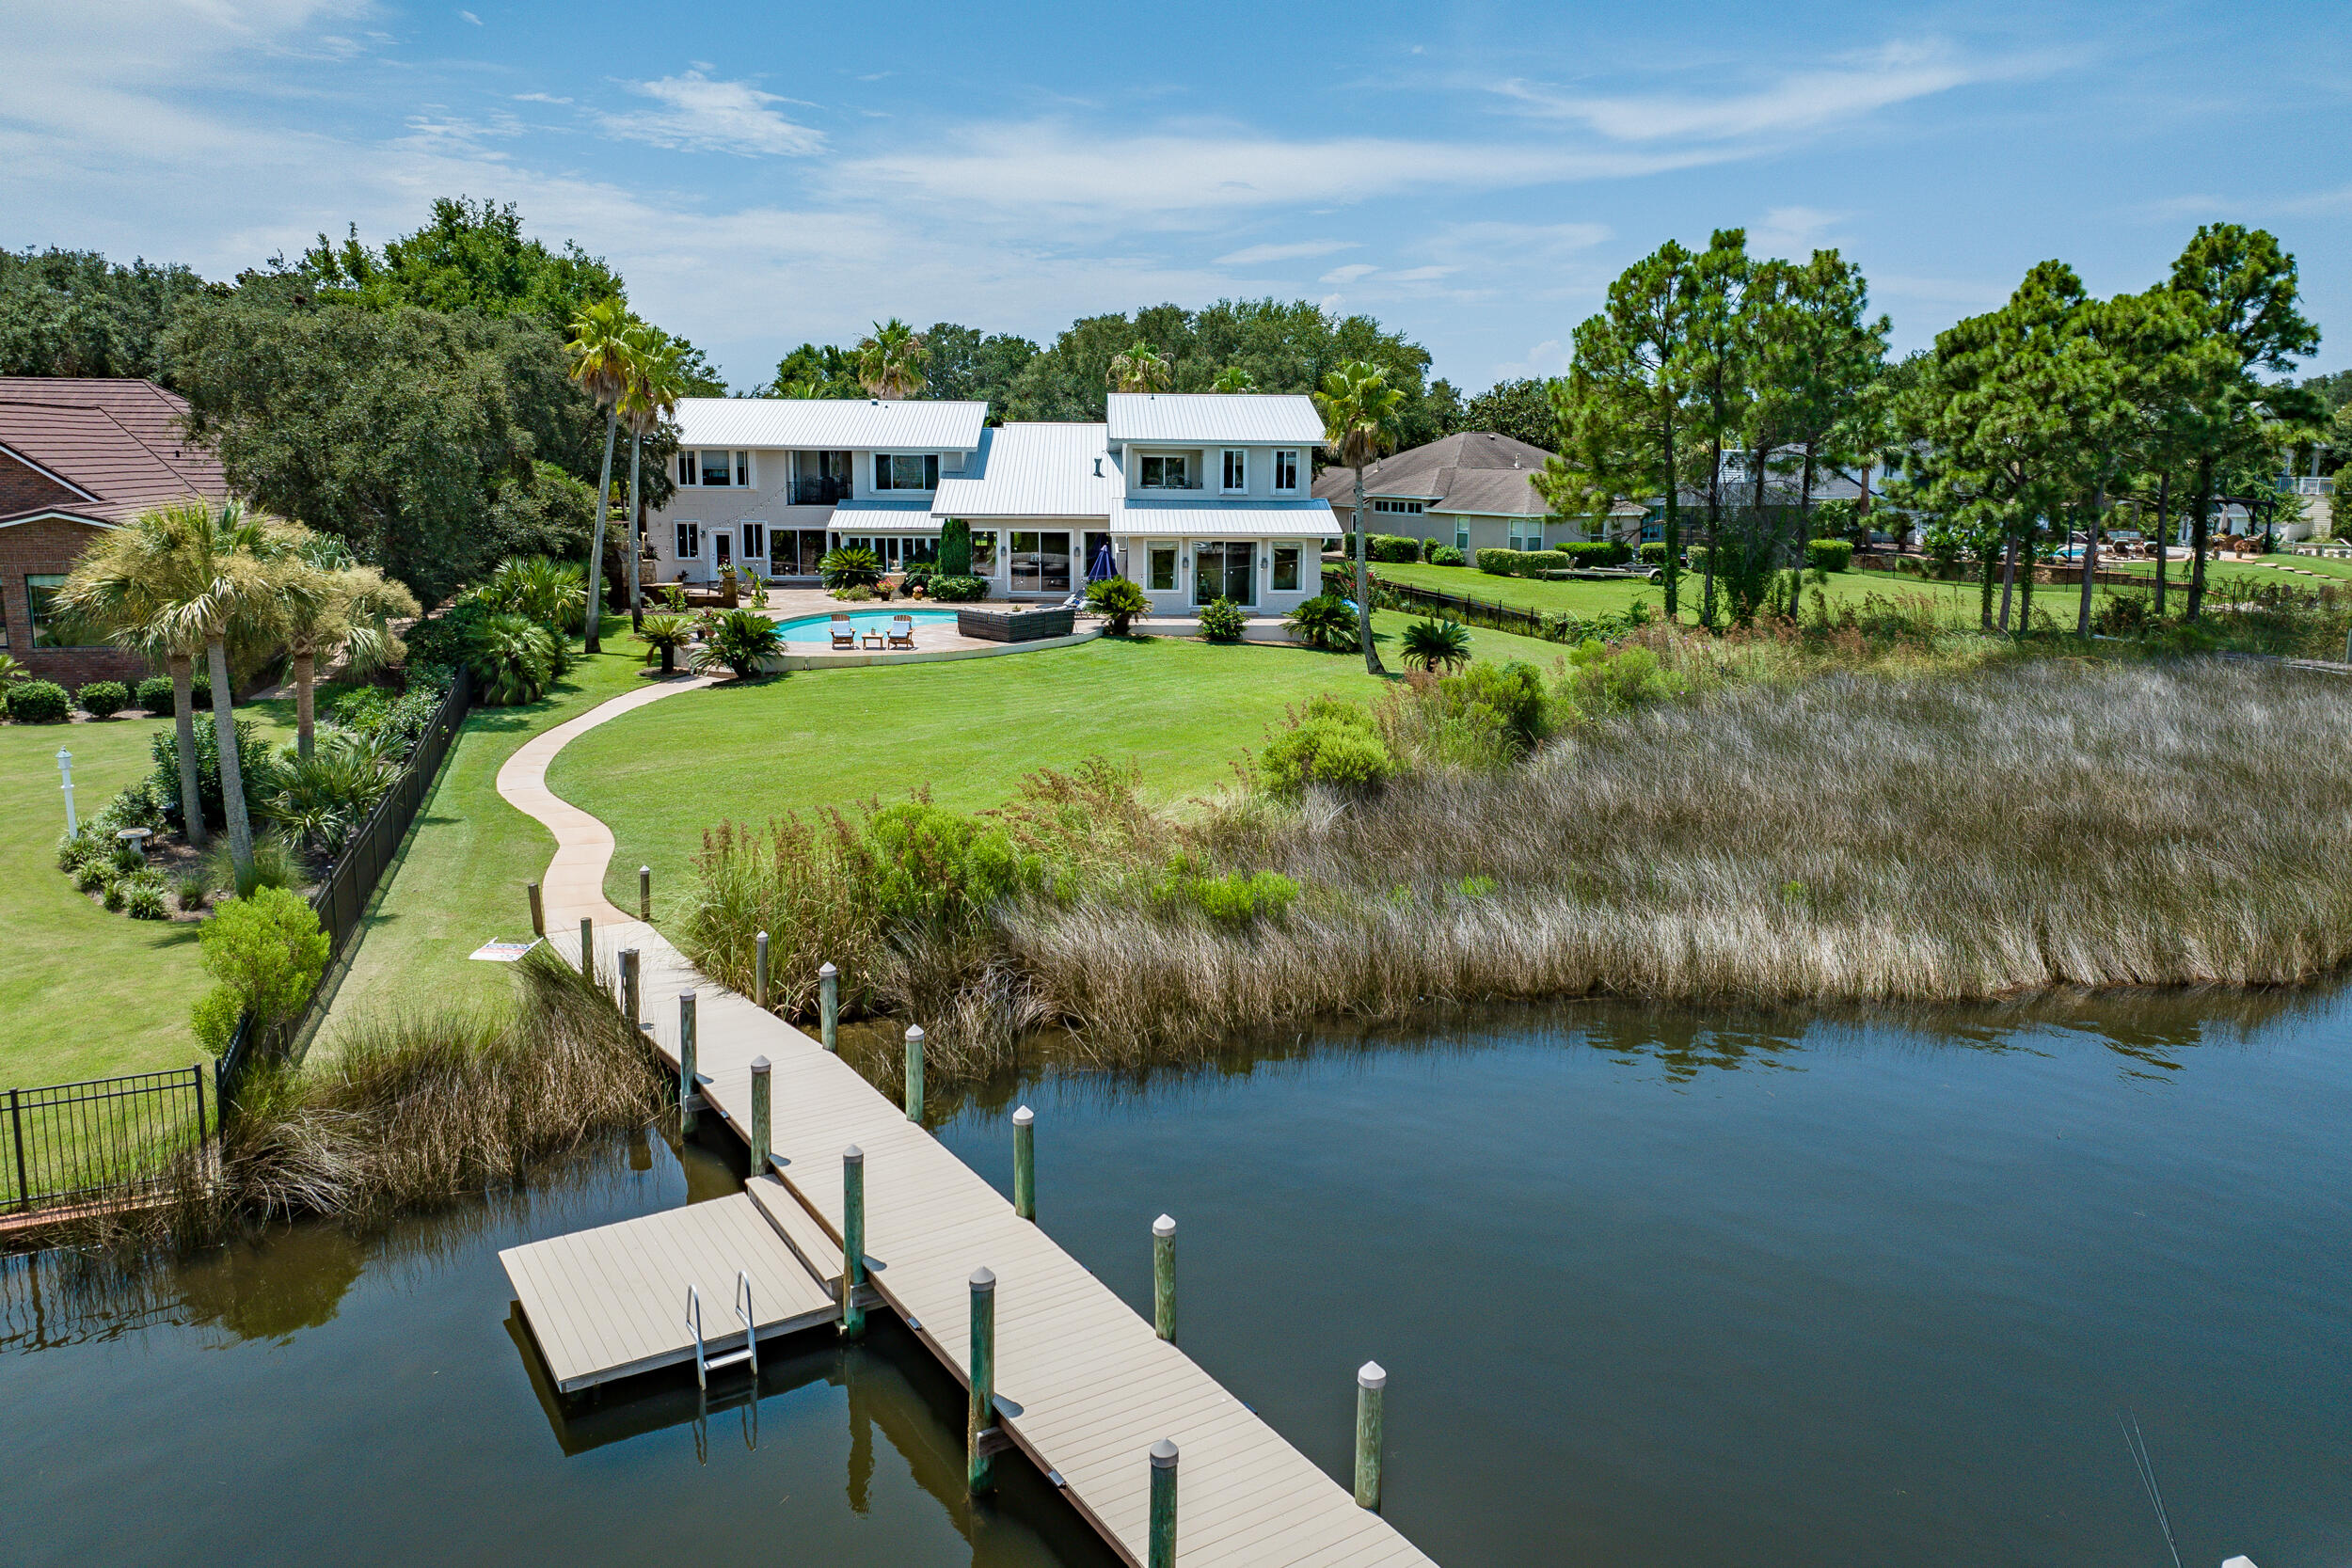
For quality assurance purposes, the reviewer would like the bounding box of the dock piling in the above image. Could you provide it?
[1355,1361,1387,1511]
[639,864,651,921]
[578,917,593,978]
[1152,1214,1176,1343]
[968,1267,997,1494]
[840,1146,866,1338]
[818,961,838,1051]
[527,880,544,936]
[1148,1440,1178,1568]
[755,931,770,1010]
[678,990,698,1134]
[1012,1105,1035,1221]
[619,948,640,1029]
[904,1025,925,1123]
[749,1056,771,1173]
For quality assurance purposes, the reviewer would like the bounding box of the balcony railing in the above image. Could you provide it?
[2280,476,2336,497]
[789,478,854,506]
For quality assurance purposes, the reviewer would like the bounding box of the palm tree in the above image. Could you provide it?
[853,319,928,398]
[1211,365,1257,393]
[620,323,690,629]
[1107,341,1174,393]
[1401,616,1472,673]
[565,297,635,655]
[275,535,421,758]
[57,509,213,846]
[1313,360,1407,674]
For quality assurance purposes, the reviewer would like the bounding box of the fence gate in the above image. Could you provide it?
[5,1065,208,1215]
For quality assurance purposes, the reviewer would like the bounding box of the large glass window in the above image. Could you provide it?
[1273,450,1300,492]
[700,450,733,486]
[26,573,92,647]
[1149,546,1176,591]
[741,523,767,562]
[675,522,701,560]
[969,530,998,574]
[1140,454,1190,489]
[1272,546,1300,592]
[1009,531,1072,594]
[1192,542,1256,607]
[874,453,940,491]
[1222,450,1247,492]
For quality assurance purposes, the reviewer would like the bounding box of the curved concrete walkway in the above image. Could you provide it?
[496,673,715,926]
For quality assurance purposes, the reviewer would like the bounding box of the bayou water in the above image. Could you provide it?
[8,988,2349,1566]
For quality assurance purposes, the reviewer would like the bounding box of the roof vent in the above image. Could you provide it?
[1093,457,1104,477]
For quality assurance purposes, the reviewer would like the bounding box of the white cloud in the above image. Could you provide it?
[1320,262,1377,284]
[1213,238,1359,266]
[1491,40,2014,144]
[1490,338,1571,381]
[458,8,481,24]
[1751,205,1845,254]
[596,71,825,157]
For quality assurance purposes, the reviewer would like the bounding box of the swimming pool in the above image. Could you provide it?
[774,607,961,642]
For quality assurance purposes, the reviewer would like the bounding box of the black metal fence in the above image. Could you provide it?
[216,665,472,1101]
[4,1066,208,1214]
[1372,578,1565,641]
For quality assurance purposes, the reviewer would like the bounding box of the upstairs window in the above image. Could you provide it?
[677,451,695,484]
[1273,450,1300,492]
[1139,454,1190,489]
[700,449,734,487]
[1221,450,1247,492]
[874,453,940,491]
[1373,499,1424,515]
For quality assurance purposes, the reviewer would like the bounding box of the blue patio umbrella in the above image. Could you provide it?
[1087,539,1118,583]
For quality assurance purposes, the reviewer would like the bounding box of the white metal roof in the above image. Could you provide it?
[1104,393,1325,447]
[672,397,989,451]
[930,423,1124,519]
[1110,499,1338,537]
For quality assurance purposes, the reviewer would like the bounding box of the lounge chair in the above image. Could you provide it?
[887,614,916,650]
[830,613,855,650]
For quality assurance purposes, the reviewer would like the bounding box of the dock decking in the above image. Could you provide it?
[507,921,1437,1568]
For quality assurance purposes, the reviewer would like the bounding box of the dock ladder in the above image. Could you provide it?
[686,1270,759,1389]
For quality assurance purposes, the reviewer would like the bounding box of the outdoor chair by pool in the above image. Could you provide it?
[887,615,915,649]
[830,614,855,650]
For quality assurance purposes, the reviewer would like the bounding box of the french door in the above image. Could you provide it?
[1010,531,1072,594]
[1193,541,1256,606]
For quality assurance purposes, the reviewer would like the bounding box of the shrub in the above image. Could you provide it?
[1086,577,1151,635]
[469,555,586,637]
[1368,534,1422,563]
[638,613,695,674]
[1321,562,1356,597]
[1257,697,1395,799]
[859,803,1035,928]
[102,875,129,911]
[126,879,169,920]
[1284,593,1359,652]
[834,583,875,602]
[1430,545,1466,566]
[146,713,274,832]
[930,575,988,603]
[263,738,391,853]
[691,608,782,678]
[1401,616,1473,673]
[135,675,176,712]
[1805,538,1855,573]
[1514,549,1570,578]
[1198,598,1248,642]
[57,828,107,874]
[9,679,70,722]
[1475,548,1520,575]
[206,829,302,899]
[175,869,212,911]
[466,611,559,705]
[1562,639,1684,714]
[1640,542,1670,564]
[1563,541,1632,567]
[190,984,243,1056]
[401,600,488,675]
[74,680,130,719]
[1444,659,1553,751]
[75,859,108,894]
[938,518,973,577]
[819,546,882,591]
[195,884,329,1053]
[1155,857,1299,927]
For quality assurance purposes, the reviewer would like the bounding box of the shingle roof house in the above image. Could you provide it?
[1311,431,1583,556]
[0,377,230,683]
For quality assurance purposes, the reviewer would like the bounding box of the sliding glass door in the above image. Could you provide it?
[1010,531,1072,594]
[1193,541,1256,606]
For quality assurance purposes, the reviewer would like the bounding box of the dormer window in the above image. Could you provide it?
[874,453,940,491]
[1221,450,1248,492]
[1140,454,1190,489]
[1273,450,1300,493]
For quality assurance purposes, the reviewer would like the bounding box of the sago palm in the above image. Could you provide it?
[637,613,695,675]
[853,319,929,398]
[1313,359,1407,674]
[620,323,690,627]
[1400,616,1472,673]
[1107,341,1173,393]
[566,297,635,655]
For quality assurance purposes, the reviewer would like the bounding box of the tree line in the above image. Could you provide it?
[1537,222,2329,631]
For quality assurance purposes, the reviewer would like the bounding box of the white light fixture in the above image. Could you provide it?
[56,747,76,834]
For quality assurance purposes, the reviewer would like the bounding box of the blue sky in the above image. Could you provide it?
[3,0,2346,392]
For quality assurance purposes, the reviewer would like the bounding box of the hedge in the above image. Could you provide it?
[1562,540,1632,567]
[1476,548,1571,578]
[1639,542,1670,564]
[9,679,71,722]
[1429,545,1465,565]
[1367,533,1424,563]
[1805,538,1855,573]
[75,680,130,720]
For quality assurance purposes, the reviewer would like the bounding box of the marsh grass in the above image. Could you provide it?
[51,949,665,1252]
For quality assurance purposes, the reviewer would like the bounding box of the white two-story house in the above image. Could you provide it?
[647,391,1338,615]
[647,398,989,584]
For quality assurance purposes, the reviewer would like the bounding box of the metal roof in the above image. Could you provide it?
[930,423,1124,519]
[1110,499,1337,537]
[1105,393,1325,447]
[672,397,989,451]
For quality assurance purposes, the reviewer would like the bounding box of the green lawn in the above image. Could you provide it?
[1,704,294,1088]
[312,625,654,1041]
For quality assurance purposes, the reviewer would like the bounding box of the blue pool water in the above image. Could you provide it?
[774,607,961,641]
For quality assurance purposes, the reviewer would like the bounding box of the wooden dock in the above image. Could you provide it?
[508,921,1438,1568]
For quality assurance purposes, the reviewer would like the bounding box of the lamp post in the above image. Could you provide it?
[56,748,76,834]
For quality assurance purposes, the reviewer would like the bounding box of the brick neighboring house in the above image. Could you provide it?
[0,377,230,686]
